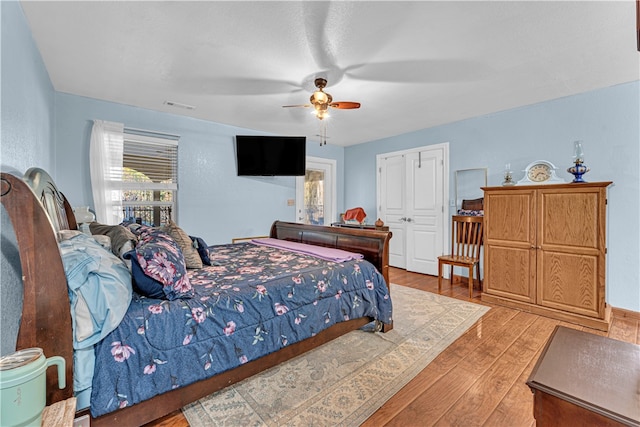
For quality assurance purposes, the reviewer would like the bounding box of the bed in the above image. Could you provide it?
[1,168,393,426]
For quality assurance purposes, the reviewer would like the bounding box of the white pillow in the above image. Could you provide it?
[57,229,83,242]
[91,234,112,251]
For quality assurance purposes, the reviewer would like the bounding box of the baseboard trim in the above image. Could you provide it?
[611,306,640,321]
[481,293,611,332]
[452,274,640,323]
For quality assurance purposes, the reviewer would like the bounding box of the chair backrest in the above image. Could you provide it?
[461,198,484,211]
[450,215,483,260]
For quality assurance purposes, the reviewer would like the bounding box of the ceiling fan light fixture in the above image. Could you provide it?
[313,109,330,120]
[282,77,358,122]
[311,90,330,105]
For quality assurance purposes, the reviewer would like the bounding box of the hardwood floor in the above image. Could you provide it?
[145,268,639,427]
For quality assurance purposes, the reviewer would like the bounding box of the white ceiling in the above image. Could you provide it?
[21,1,639,147]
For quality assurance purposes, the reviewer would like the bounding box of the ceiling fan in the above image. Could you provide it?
[283,78,360,120]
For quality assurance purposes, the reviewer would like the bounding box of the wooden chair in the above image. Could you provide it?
[438,215,484,298]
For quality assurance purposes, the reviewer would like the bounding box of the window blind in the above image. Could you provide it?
[120,130,179,225]
[122,132,178,190]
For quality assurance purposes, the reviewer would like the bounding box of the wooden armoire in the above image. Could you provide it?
[481,182,612,331]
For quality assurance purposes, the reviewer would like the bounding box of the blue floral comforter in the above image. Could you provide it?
[90,242,392,417]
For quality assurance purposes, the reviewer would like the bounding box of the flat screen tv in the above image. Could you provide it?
[236,135,306,176]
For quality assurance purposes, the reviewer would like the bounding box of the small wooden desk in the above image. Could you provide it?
[527,326,640,427]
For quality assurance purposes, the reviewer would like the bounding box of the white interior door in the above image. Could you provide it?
[379,154,406,268]
[405,149,444,274]
[295,157,336,225]
[377,144,448,275]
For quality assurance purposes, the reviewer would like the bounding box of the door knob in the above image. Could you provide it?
[406,217,413,222]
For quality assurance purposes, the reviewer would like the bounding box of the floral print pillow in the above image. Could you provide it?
[124,228,193,300]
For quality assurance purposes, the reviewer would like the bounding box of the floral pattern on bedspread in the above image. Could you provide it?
[90,242,392,417]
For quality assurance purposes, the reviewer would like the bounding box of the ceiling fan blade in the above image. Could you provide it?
[330,102,361,109]
[282,104,311,108]
[345,59,493,83]
[302,2,338,71]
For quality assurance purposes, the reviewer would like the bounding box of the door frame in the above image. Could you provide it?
[295,156,337,225]
[376,142,450,269]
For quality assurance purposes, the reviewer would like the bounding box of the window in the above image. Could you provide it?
[295,157,336,226]
[303,169,325,224]
[121,130,178,226]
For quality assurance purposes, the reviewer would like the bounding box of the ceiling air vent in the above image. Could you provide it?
[163,100,195,110]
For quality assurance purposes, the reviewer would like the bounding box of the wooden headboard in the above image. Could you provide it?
[0,169,74,404]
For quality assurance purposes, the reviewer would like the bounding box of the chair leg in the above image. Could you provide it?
[468,266,474,299]
[476,263,482,292]
[438,261,443,293]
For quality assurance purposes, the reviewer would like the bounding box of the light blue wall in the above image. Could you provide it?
[2,0,638,314]
[1,0,58,355]
[344,82,640,312]
[54,94,345,245]
[0,1,55,172]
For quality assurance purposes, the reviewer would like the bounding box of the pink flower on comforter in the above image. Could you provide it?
[316,280,327,293]
[183,334,193,345]
[223,321,236,336]
[173,275,192,294]
[111,341,135,362]
[191,307,206,324]
[148,304,163,314]
[238,266,263,275]
[274,302,289,315]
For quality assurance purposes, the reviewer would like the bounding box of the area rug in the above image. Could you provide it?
[182,284,490,426]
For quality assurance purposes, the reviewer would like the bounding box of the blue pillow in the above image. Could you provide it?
[59,233,132,349]
[124,228,193,300]
[189,235,211,266]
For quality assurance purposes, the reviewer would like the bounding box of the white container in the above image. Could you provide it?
[72,206,95,224]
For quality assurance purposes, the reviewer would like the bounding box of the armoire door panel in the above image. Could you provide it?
[539,191,600,249]
[538,251,600,317]
[486,245,535,302]
[485,192,534,244]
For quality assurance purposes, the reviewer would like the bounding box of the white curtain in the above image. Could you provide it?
[90,120,124,224]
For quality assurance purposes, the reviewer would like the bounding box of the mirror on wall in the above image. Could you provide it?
[455,168,487,211]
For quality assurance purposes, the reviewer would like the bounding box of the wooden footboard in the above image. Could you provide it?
[270,220,392,288]
[2,169,393,426]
